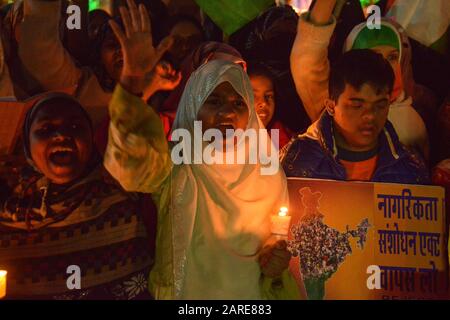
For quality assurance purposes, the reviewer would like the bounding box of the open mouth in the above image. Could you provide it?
[257,111,269,120]
[49,146,76,166]
[217,123,235,133]
[359,126,377,137]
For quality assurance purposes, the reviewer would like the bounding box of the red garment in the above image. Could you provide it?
[340,155,379,181]
[386,0,397,12]
[160,111,175,138]
[269,120,294,149]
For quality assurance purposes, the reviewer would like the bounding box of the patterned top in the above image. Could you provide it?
[0,163,156,300]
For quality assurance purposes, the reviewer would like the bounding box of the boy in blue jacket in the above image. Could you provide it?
[282,49,429,184]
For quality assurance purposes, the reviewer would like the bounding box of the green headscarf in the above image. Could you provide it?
[359,0,381,8]
[351,25,401,52]
[344,19,403,64]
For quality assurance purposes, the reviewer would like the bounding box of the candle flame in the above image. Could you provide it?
[279,207,288,217]
[0,270,6,277]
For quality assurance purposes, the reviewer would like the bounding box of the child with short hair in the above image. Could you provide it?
[282,49,429,184]
[290,0,429,160]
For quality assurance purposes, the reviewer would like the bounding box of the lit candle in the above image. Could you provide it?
[270,207,291,238]
[0,270,6,299]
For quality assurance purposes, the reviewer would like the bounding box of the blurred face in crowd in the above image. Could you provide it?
[326,83,390,152]
[100,32,123,81]
[371,45,403,101]
[29,101,93,185]
[168,20,203,66]
[197,82,249,140]
[250,75,275,127]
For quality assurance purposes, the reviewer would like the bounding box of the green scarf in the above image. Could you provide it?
[351,25,400,52]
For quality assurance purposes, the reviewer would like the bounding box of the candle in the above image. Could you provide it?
[270,207,291,238]
[0,270,6,299]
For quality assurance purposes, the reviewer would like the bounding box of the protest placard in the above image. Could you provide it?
[287,178,448,300]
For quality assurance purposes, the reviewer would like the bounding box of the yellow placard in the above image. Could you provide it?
[287,178,448,300]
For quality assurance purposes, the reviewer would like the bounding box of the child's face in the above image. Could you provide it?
[168,21,203,66]
[250,75,275,127]
[329,83,390,152]
[29,102,93,185]
[371,45,403,101]
[197,82,249,137]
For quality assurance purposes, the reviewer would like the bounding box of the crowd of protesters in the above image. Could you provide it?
[0,0,449,300]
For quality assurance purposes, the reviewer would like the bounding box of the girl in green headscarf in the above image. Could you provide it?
[344,20,404,102]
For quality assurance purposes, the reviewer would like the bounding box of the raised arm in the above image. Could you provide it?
[18,0,82,91]
[104,0,173,193]
[290,0,337,122]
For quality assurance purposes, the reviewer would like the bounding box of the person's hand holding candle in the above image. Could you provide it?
[258,240,291,278]
[259,207,292,278]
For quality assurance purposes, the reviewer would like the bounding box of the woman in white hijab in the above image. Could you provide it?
[105,59,300,300]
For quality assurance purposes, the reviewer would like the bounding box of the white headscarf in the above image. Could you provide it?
[170,60,288,299]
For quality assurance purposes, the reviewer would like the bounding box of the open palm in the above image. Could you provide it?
[109,0,171,78]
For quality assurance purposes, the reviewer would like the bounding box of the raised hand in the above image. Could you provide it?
[310,0,337,25]
[109,0,172,84]
[143,61,182,100]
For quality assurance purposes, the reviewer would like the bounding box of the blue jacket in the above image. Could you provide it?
[281,112,430,184]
